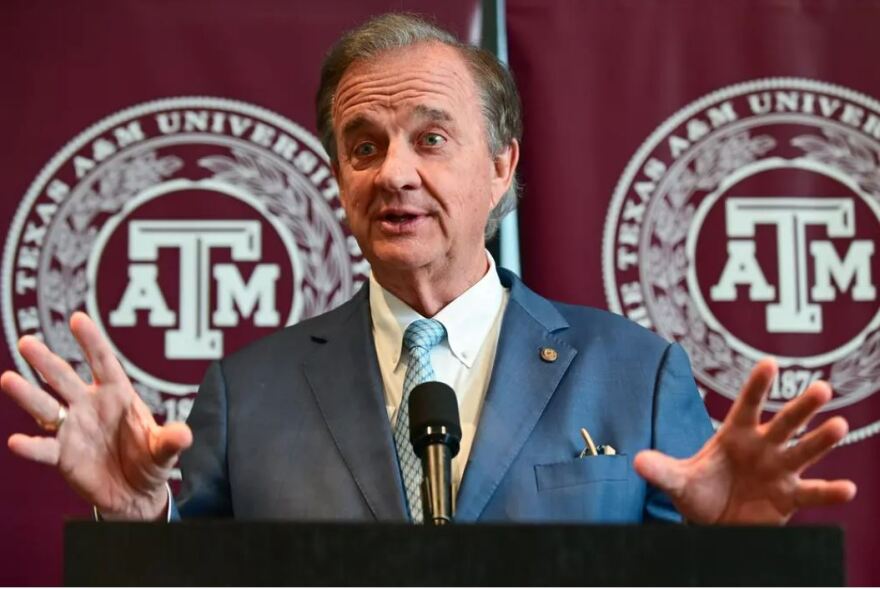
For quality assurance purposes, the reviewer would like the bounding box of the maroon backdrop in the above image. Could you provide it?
[509,0,880,585]
[0,1,478,585]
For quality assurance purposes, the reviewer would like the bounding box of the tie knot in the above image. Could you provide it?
[403,318,446,353]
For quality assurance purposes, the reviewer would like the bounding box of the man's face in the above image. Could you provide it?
[331,42,515,281]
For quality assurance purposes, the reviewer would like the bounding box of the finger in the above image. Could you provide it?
[633,449,687,499]
[8,434,60,465]
[727,357,777,428]
[1,371,65,428]
[764,381,832,444]
[17,336,86,402]
[69,312,128,385]
[150,422,193,468]
[784,416,849,472]
[795,478,857,508]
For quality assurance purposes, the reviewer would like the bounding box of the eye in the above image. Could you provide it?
[352,142,378,158]
[420,132,447,148]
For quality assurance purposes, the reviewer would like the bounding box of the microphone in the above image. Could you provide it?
[408,381,462,526]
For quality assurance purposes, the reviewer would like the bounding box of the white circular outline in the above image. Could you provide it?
[601,77,880,445]
[85,178,305,395]
[685,156,880,374]
[3,96,337,392]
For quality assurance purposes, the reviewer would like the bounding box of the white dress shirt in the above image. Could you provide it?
[369,253,509,495]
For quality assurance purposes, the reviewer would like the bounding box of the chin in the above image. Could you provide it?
[368,243,438,272]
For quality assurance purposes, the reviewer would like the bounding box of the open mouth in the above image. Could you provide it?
[384,213,417,223]
[377,211,426,233]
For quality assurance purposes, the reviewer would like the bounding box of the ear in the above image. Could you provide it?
[489,139,520,208]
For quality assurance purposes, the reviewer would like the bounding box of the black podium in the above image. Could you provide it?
[64,522,843,586]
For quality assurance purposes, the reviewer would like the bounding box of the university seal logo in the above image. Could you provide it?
[603,78,880,445]
[3,97,368,432]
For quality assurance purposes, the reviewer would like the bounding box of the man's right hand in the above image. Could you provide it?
[1,311,192,520]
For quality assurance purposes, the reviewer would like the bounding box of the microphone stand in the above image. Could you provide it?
[420,425,455,525]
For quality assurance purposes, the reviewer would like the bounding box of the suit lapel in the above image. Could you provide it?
[303,288,408,521]
[455,273,576,521]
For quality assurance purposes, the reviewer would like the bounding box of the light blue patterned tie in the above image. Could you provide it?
[394,318,446,523]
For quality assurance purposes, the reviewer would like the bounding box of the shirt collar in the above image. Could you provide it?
[369,252,506,369]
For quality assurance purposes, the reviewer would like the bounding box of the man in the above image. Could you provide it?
[1,13,856,524]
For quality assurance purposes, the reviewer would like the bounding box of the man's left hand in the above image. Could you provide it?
[633,357,857,524]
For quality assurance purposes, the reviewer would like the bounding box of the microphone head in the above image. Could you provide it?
[408,381,462,458]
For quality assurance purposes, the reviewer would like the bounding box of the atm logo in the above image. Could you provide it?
[708,197,875,333]
[106,220,284,358]
[604,78,880,445]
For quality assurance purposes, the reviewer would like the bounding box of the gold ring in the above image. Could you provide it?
[37,406,67,433]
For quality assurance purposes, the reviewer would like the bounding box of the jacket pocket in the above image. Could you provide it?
[534,455,628,491]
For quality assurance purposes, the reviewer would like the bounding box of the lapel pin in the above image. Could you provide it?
[540,347,558,362]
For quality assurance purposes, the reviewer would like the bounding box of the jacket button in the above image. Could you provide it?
[540,347,558,362]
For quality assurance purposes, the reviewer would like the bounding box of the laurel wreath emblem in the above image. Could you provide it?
[37,145,355,414]
[644,126,880,402]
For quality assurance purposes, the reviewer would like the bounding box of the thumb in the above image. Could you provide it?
[633,449,687,498]
[151,422,193,467]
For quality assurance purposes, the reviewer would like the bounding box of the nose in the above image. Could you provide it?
[374,139,421,193]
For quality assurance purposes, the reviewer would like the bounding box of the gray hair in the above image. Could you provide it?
[315,12,522,240]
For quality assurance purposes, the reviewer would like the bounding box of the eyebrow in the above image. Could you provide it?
[341,105,455,139]
[341,116,372,139]
[412,105,453,123]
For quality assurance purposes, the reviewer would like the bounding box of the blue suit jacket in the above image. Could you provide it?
[175,269,713,522]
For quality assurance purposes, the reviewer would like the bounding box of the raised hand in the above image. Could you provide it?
[1,312,192,520]
[634,358,857,524]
